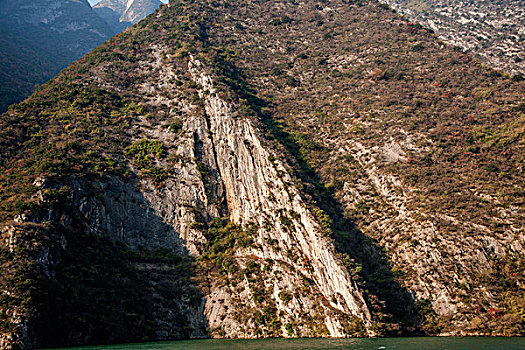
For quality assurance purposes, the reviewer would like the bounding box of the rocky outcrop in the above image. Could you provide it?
[1,47,373,346]
[188,58,371,335]
[67,53,373,336]
[336,137,525,324]
[197,0,524,336]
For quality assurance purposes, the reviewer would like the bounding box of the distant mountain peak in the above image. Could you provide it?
[94,0,162,33]
[121,0,162,23]
[93,0,127,14]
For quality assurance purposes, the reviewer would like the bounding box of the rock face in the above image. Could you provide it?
[0,0,113,113]
[188,58,372,336]
[0,0,524,348]
[94,0,163,34]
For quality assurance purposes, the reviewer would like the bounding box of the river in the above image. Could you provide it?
[46,337,525,350]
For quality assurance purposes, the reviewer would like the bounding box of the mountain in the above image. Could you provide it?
[1,0,524,348]
[0,0,163,114]
[94,0,163,34]
[378,0,525,76]
[0,0,112,114]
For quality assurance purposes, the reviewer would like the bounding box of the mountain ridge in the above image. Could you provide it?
[378,0,525,76]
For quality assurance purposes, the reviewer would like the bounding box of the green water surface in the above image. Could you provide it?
[47,337,525,350]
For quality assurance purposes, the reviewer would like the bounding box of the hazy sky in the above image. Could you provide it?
[88,0,168,5]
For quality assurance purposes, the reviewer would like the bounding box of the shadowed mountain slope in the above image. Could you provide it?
[0,0,163,114]
[0,0,113,113]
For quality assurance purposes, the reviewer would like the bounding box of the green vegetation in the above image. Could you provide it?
[169,121,183,133]
[197,217,254,275]
[195,218,284,337]
[126,139,166,164]
[0,82,140,221]
[125,139,170,182]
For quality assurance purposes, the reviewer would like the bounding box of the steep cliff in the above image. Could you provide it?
[0,0,523,348]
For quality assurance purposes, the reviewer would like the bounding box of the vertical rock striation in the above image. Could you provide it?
[188,58,371,335]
